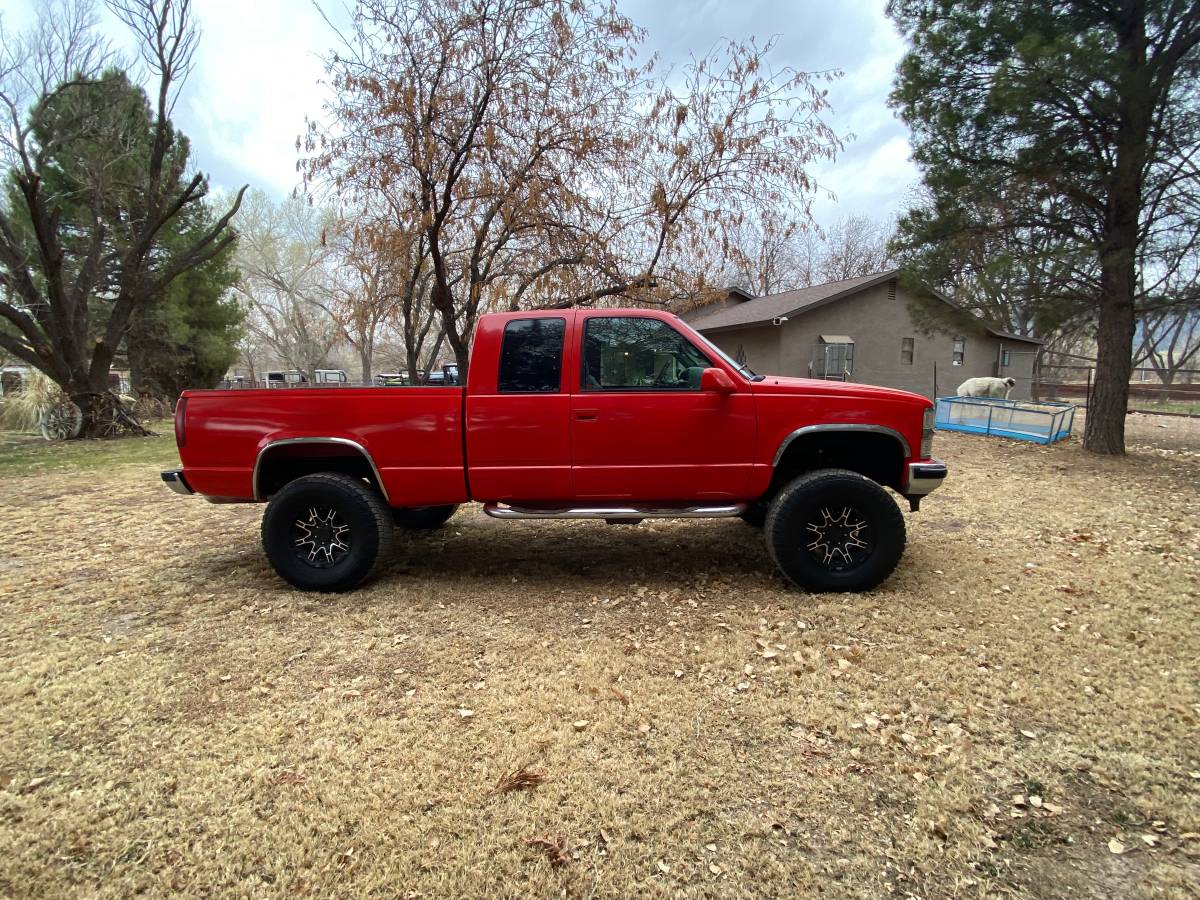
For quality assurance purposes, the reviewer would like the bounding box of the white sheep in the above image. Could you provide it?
[957,376,1016,399]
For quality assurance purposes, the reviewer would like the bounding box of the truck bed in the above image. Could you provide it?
[177,387,468,505]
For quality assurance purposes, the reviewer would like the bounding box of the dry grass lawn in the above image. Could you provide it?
[1,426,1198,898]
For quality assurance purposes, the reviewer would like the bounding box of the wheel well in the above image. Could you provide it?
[255,442,384,500]
[766,432,904,501]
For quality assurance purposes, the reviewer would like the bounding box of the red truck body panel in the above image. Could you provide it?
[176,308,936,506]
[178,387,468,505]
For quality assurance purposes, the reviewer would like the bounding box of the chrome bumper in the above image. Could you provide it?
[905,459,947,496]
[161,469,194,496]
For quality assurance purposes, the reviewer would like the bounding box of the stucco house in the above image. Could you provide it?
[683,270,1042,399]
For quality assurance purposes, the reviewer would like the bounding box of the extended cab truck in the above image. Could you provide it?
[162,309,946,592]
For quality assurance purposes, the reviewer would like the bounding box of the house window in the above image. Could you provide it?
[498,317,566,392]
[1001,349,1012,367]
[901,337,914,365]
[952,338,965,366]
[581,316,711,391]
[814,335,854,378]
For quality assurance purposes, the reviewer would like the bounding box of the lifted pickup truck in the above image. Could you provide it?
[163,309,945,592]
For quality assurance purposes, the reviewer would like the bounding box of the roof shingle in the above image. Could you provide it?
[686,271,898,332]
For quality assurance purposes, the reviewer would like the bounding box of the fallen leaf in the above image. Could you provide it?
[1108,838,1126,855]
[1020,729,1037,740]
[573,720,589,731]
[525,836,569,867]
[493,766,546,794]
[657,859,670,874]
[1140,834,1158,846]
[457,708,475,719]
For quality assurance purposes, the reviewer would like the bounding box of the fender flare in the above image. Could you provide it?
[253,437,390,502]
[771,424,911,467]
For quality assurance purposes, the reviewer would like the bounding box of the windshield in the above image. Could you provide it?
[684,323,763,381]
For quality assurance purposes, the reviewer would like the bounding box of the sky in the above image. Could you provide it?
[0,0,920,232]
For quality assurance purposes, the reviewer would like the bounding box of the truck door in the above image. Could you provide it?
[464,312,574,502]
[571,313,756,502]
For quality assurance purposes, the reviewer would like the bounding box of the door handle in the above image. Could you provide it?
[574,409,598,421]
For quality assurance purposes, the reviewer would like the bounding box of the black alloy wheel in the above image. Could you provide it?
[765,468,906,592]
[261,473,394,591]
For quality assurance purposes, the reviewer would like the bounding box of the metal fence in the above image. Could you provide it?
[1033,364,1200,407]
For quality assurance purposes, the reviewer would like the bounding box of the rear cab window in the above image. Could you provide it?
[498,317,566,393]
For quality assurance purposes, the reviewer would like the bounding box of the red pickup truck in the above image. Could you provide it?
[162,309,945,593]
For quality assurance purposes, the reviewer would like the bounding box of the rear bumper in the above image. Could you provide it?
[905,459,948,496]
[161,469,194,496]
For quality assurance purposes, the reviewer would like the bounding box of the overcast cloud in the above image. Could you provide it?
[0,0,919,230]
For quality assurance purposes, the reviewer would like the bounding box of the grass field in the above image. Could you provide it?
[1128,399,1200,417]
[1,426,1197,897]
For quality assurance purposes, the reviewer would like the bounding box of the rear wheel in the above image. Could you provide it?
[392,504,459,530]
[764,468,905,592]
[261,473,394,592]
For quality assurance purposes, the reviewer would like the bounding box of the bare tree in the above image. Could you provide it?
[0,0,244,435]
[1135,307,1200,384]
[233,192,340,380]
[303,0,841,378]
[816,214,894,283]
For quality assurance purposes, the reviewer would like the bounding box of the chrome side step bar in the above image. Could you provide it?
[483,503,747,521]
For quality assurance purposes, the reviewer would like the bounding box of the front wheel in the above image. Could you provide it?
[764,469,906,592]
[392,504,459,530]
[261,473,394,592]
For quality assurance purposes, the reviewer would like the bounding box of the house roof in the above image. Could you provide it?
[687,269,1043,345]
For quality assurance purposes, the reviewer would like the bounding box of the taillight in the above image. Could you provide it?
[175,396,187,448]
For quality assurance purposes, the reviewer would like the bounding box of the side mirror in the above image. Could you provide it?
[700,367,736,395]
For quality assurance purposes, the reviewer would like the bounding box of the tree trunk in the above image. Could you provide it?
[1082,3,1148,456]
[72,389,153,438]
[1084,291,1135,453]
[359,342,373,385]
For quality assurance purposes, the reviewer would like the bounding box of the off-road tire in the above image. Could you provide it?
[392,504,459,530]
[764,468,906,592]
[261,473,394,592]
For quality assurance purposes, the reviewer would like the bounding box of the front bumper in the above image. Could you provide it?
[905,459,948,496]
[161,469,194,495]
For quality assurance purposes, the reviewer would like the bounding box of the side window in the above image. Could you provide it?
[498,317,566,393]
[952,338,965,366]
[901,337,914,365]
[581,317,711,391]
